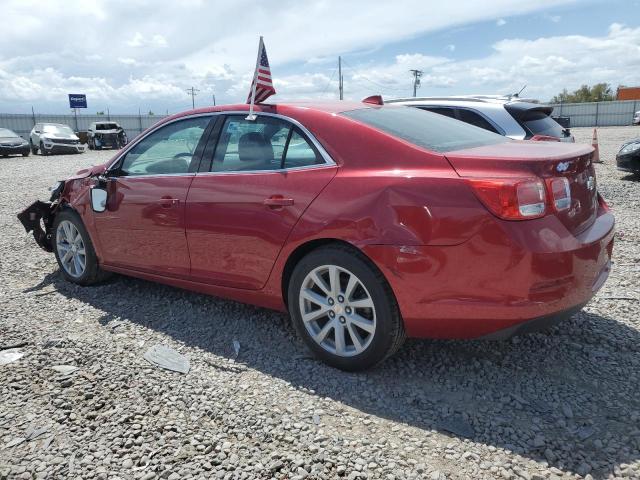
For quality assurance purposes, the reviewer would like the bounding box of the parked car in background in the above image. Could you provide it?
[616,138,640,174]
[0,128,30,157]
[30,123,85,155]
[19,101,613,370]
[633,111,640,125]
[87,121,128,150]
[386,95,574,142]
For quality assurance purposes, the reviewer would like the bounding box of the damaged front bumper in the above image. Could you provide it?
[17,182,65,252]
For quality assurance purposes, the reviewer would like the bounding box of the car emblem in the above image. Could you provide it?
[587,176,595,191]
[556,161,570,172]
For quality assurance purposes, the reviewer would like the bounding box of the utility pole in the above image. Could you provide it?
[212,93,216,106]
[410,69,423,97]
[186,86,200,109]
[338,56,344,100]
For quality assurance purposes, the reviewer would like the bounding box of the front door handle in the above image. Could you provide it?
[264,196,294,207]
[159,197,180,208]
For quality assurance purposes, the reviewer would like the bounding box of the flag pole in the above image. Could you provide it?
[246,36,263,121]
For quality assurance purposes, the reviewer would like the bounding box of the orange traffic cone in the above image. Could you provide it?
[592,128,602,163]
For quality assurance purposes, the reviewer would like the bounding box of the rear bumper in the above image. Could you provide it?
[363,210,615,339]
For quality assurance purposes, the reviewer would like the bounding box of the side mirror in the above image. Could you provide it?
[90,187,108,213]
[34,130,41,134]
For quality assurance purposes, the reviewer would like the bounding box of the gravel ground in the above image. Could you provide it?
[1,126,639,480]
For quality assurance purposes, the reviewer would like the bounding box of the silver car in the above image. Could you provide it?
[386,95,574,142]
[633,110,640,125]
[30,123,86,156]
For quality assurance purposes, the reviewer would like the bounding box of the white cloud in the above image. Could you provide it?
[0,0,634,112]
[496,18,507,26]
[127,32,168,48]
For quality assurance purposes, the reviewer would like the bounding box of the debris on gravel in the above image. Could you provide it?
[1,127,639,479]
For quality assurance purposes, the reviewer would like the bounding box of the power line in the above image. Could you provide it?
[186,86,200,109]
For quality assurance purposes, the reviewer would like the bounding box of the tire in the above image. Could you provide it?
[40,141,48,156]
[22,151,29,157]
[88,139,94,150]
[52,209,111,286]
[30,142,38,155]
[288,244,405,371]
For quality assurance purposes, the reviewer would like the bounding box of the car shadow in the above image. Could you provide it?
[26,271,640,478]
[621,172,640,181]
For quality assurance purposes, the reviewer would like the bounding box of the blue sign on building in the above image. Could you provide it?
[68,94,87,109]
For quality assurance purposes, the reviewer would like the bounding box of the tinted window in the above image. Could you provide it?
[211,116,322,172]
[520,111,565,138]
[419,107,456,119]
[342,106,507,153]
[456,109,500,133]
[119,116,210,176]
[96,123,119,130]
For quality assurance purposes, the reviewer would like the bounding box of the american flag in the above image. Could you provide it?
[247,37,276,104]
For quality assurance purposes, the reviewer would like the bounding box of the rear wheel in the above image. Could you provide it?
[53,210,110,285]
[288,245,405,371]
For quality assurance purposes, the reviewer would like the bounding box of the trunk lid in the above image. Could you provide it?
[446,141,598,235]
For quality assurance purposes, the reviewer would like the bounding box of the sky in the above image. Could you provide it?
[0,0,638,114]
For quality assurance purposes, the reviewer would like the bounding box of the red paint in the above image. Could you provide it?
[58,101,614,339]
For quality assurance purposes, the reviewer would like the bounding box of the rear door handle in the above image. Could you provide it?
[264,196,294,207]
[159,197,180,208]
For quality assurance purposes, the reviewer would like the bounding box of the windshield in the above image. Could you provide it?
[520,111,566,138]
[0,128,18,138]
[42,125,74,135]
[341,106,507,153]
[96,123,119,130]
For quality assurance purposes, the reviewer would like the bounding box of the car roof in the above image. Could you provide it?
[386,95,540,105]
[38,122,71,127]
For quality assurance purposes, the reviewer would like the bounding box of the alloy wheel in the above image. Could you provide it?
[56,220,87,278]
[299,265,377,357]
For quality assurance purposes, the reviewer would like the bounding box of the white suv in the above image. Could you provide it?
[30,123,86,156]
[386,95,574,142]
[633,110,640,125]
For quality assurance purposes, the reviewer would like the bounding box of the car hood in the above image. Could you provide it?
[43,133,79,140]
[0,136,26,143]
[619,138,640,149]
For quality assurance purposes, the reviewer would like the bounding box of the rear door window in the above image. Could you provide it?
[211,116,323,172]
[456,109,500,134]
[342,106,507,153]
[419,107,457,120]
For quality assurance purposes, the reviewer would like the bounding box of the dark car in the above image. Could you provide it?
[0,128,30,157]
[616,138,640,174]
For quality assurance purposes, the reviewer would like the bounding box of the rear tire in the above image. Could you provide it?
[52,209,111,285]
[288,244,405,371]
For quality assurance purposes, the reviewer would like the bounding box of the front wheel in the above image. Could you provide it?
[53,210,110,285]
[39,141,48,156]
[288,245,405,371]
[30,142,38,155]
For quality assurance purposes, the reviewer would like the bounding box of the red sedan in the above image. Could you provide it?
[19,101,614,370]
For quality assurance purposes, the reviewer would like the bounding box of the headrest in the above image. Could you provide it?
[238,132,274,163]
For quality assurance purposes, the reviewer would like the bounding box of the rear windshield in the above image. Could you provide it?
[341,106,507,152]
[96,123,119,130]
[520,111,565,138]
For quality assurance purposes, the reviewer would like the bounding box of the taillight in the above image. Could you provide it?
[530,134,561,142]
[546,177,571,211]
[598,192,611,212]
[468,178,546,220]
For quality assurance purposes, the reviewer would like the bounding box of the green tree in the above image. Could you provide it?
[96,111,105,115]
[551,83,615,103]
[148,111,155,116]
